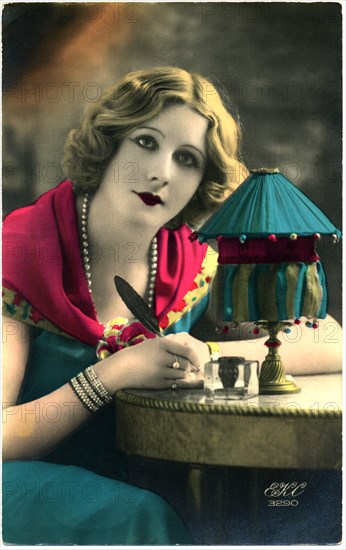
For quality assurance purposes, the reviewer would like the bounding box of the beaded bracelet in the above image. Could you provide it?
[77,373,104,408]
[84,366,113,404]
[69,366,113,413]
[69,376,99,413]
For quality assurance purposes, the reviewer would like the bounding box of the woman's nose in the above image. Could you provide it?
[146,154,171,187]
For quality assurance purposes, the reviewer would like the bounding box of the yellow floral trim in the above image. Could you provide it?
[96,317,158,359]
[3,246,219,339]
[96,317,129,359]
[2,287,72,338]
[164,245,218,328]
[103,317,129,337]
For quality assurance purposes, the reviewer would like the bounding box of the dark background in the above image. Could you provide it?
[2,1,342,322]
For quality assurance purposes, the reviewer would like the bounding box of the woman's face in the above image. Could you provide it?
[99,103,208,228]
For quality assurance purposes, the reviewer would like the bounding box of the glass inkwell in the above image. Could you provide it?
[204,355,259,402]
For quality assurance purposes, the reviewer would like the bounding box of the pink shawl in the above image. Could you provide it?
[2,180,208,345]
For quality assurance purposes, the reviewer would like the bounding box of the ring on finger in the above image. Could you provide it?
[172,355,180,369]
[171,380,178,390]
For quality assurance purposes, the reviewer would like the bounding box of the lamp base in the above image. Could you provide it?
[255,321,301,395]
[259,376,301,395]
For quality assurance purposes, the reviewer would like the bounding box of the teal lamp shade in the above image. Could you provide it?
[194,170,341,323]
[197,170,341,240]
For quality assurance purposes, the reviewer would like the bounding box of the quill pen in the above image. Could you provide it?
[114,275,163,337]
[114,275,200,373]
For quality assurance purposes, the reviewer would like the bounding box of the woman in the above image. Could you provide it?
[2,67,342,545]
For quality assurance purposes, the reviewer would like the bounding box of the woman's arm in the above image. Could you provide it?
[2,317,93,461]
[2,317,204,462]
[191,314,342,375]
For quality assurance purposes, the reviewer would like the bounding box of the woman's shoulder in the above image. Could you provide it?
[3,180,78,250]
[3,180,74,226]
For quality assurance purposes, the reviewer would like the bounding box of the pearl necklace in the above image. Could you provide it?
[81,193,158,309]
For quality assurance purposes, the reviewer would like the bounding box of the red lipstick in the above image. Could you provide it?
[136,192,163,206]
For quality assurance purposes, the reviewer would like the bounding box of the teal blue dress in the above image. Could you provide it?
[2,329,193,545]
[2,181,217,545]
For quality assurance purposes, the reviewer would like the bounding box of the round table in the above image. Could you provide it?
[115,373,342,470]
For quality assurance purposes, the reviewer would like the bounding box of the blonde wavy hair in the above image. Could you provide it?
[63,66,248,228]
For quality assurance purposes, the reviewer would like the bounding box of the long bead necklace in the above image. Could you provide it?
[81,193,158,310]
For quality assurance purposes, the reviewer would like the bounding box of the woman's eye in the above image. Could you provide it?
[134,135,157,150]
[176,151,197,167]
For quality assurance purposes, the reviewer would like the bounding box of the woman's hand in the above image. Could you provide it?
[94,333,208,393]
[166,332,210,372]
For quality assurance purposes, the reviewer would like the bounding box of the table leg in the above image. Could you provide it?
[187,464,204,514]
[249,468,261,540]
[186,466,264,544]
[186,465,232,544]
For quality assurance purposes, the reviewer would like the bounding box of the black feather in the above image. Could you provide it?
[114,275,162,337]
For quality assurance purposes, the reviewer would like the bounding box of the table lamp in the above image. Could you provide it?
[192,169,341,394]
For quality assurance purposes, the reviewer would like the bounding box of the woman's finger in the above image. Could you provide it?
[163,339,201,369]
[173,376,204,390]
[165,355,193,374]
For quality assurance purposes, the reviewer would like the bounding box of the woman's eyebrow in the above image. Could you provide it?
[182,144,206,161]
[134,126,164,137]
